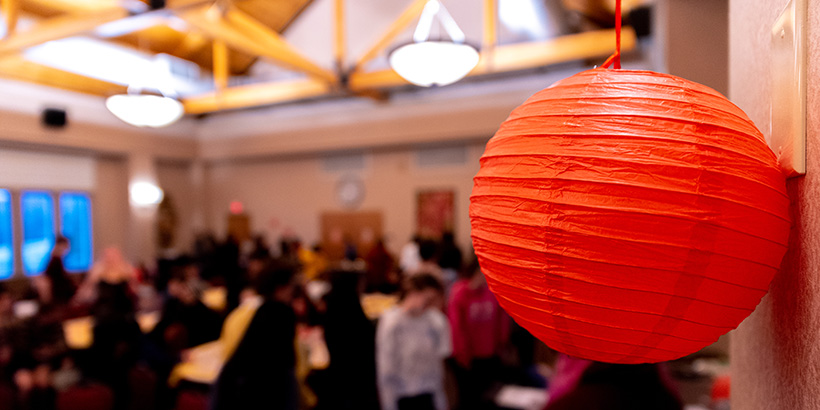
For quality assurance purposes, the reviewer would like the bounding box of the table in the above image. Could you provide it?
[62,311,161,350]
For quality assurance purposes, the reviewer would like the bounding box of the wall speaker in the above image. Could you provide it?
[42,108,67,128]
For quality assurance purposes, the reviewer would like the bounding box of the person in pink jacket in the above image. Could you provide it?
[447,260,510,410]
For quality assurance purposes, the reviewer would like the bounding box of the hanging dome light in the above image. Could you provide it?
[106,54,184,128]
[106,94,184,128]
[389,0,479,87]
[390,41,479,87]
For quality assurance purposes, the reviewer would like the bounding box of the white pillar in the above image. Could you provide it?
[127,153,160,267]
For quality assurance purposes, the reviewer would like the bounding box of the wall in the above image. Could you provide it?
[658,0,729,95]
[93,156,129,258]
[0,148,95,191]
[205,141,487,257]
[730,0,820,409]
[156,160,201,255]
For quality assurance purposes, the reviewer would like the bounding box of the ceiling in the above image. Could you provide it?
[0,0,649,117]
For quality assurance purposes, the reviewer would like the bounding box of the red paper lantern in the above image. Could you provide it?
[470,68,790,364]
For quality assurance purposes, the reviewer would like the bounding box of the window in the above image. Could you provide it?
[21,191,55,276]
[0,190,12,279]
[0,189,92,279]
[59,193,92,272]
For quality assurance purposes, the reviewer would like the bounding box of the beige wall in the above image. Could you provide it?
[730,0,820,409]
[93,156,129,258]
[661,0,729,95]
[0,110,197,161]
[156,160,200,255]
[205,141,487,257]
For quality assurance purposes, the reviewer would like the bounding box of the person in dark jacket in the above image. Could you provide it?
[210,262,299,410]
[41,236,76,308]
[322,270,379,410]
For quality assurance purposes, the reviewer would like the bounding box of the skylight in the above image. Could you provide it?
[499,0,550,40]
[23,37,211,96]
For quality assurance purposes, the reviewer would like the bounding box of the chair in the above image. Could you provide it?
[0,383,16,410]
[174,389,209,410]
[128,366,157,410]
[56,384,114,410]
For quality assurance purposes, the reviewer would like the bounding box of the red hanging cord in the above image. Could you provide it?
[600,0,622,69]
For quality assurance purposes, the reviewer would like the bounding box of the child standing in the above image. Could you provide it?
[376,274,450,410]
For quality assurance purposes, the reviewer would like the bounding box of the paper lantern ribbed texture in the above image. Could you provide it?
[470,69,790,364]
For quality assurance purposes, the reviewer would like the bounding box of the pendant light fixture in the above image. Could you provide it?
[106,54,184,128]
[389,0,479,87]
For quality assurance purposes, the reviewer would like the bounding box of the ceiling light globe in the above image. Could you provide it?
[389,41,480,87]
[106,94,184,128]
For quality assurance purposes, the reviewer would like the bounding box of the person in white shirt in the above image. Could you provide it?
[376,274,451,410]
[399,235,422,274]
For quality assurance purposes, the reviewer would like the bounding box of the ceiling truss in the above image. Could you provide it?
[0,0,639,115]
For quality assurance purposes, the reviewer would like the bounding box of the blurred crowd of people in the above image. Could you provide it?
[0,230,694,410]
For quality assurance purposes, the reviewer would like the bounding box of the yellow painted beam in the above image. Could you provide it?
[351,0,427,72]
[481,27,636,73]
[182,78,331,114]
[0,8,128,56]
[178,5,336,83]
[349,27,638,91]
[171,31,209,56]
[212,39,229,91]
[191,27,638,113]
[0,0,210,57]
[348,68,408,90]
[21,0,209,15]
[0,53,126,95]
[19,0,120,16]
[482,0,496,51]
[334,0,345,71]
[2,0,20,36]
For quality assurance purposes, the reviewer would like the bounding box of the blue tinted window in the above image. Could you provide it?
[0,190,12,279]
[59,193,92,272]
[21,191,55,276]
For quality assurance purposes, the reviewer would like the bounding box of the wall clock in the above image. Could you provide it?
[336,175,365,209]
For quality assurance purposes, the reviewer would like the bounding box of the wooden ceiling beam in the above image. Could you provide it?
[485,27,637,73]
[349,27,638,91]
[482,0,496,51]
[2,0,20,37]
[351,0,427,72]
[334,0,345,72]
[188,27,638,114]
[223,6,336,83]
[171,31,209,56]
[177,5,336,83]
[182,78,331,114]
[212,39,228,91]
[0,0,211,57]
[19,0,120,16]
[0,8,128,57]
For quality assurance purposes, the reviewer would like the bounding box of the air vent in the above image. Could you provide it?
[415,145,467,168]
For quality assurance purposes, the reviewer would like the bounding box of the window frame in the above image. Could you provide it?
[0,188,94,279]
[20,190,57,276]
[58,191,94,274]
[0,189,13,280]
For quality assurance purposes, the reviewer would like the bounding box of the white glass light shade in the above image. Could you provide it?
[130,181,164,206]
[106,94,184,128]
[389,41,480,87]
